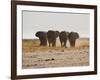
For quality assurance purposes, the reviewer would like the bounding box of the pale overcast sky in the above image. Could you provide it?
[22,10,90,39]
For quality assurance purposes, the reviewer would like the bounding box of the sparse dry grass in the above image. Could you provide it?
[76,38,89,48]
[22,38,89,53]
[22,38,89,68]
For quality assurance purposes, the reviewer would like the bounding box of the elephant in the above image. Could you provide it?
[47,30,59,47]
[59,31,69,47]
[35,31,47,46]
[68,32,79,47]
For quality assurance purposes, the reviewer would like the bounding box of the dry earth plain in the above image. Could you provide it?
[22,38,89,69]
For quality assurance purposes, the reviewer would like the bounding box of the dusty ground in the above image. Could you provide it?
[22,38,89,69]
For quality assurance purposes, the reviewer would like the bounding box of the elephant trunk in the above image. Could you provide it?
[69,40,75,47]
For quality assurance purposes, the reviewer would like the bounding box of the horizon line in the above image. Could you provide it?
[22,37,89,40]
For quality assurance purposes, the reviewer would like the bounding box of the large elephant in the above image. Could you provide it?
[68,32,79,47]
[47,30,59,47]
[59,31,69,47]
[35,31,47,46]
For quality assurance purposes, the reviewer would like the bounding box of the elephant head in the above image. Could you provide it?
[59,31,69,47]
[68,32,79,47]
[47,30,59,47]
[35,31,47,46]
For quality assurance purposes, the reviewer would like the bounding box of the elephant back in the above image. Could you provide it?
[47,30,59,39]
[59,31,69,38]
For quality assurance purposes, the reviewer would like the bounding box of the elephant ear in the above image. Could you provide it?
[35,31,41,37]
[35,32,39,37]
[55,31,60,37]
[75,32,79,39]
[68,32,73,39]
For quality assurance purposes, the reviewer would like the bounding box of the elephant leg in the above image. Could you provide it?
[69,40,72,47]
[52,42,54,47]
[62,41,64,47]
[42,39,47,46]
[42,39,44,46]
[54,40,56,47]
[70,40,75,47]
[43,39,47,46]
[60,38,62,47]
[73,40,75,47]
[39,39,42,46]
[52,40,56,47]
[44,40,47,46]
[60,41,63,47]
[70,41,73,47]
[61,42,63,47]
[64,40,67,47]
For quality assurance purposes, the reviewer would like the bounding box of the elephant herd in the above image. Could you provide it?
[35,30,79,47]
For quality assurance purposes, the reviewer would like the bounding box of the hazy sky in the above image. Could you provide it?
[22,10,90,39]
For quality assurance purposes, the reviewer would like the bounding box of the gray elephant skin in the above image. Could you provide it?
[47,30,59,47]
[59,31,69,47]
[35,31,47,46]
[68,32,79,47]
